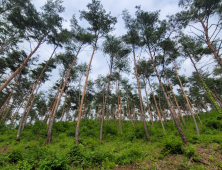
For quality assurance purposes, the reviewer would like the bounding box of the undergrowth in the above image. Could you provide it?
[0,110,221,169]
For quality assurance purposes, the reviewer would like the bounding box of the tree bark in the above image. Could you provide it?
[133,45,150,142]
[75,36,98,145]
[170,57,199,136]
[45,46,80,145]
[188,53,222,114]
[0,73,21,116]
[99,56,114,141]
[147,77,165,131]
[198,17,222,68]
[164,69,187,128]
[0,36,45,92]
[143,79,154,127]
[60,83,69,122]
[148,46,188,143]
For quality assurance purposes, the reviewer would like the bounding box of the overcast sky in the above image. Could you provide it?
[28,0,216,96]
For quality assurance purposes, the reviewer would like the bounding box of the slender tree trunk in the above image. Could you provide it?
[60,83,69,122]
[158,97,167,123]
[22,81,42,130]
[147,77,165,131]
[187,99,203,126]
[200,98,208,112]
[133,45,150,142]
[65,102,71,121]
[2,92,19,121]
[0,36,45,92]
[100,57,113,141]
[188,53,222,114]
[8,89,32,130]
[133,105,136,125]
[45,46,80,145]
[96,105,99,123]
[148,46,188,143]
[0,73,21,116]
[143,79,154,127]
[119,91,122,135]
[170,57,199,136]
[75,36,98,145]
[198,17,222,68]
[164,69,187,128]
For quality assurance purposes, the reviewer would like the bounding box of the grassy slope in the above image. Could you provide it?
[0,110,222,169]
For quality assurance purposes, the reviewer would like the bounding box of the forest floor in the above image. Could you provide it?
[0,110,222,169]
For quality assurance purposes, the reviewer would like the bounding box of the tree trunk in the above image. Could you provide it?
[148,46,188,143]
[170,57,199,136]
[133,45,150,142]
[143,79,154,127]
[147,77,165,131]
[65,102,71,121]
[187,98,203,126]
[188,53,222,114]
[0,73,21,116]
[2,91,20,122]
[100,57,113,141]
[164,69,187,128]
[45,46,80,145]
[158,97,167,123]
[0,36,45,93]
[75,36,98,145]
[200,98,208,112]
[60,83,69,122]
[198,17,222,68]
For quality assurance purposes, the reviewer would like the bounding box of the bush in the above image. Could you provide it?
[68,145,88,168]
[205,120,222,130]
[162,136,183,154]
[31,121,47,137]
[182,144,199,161]
[116,148,144,165]
[8,149,23,163]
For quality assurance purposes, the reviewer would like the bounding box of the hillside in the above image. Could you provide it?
[0,110,222,170]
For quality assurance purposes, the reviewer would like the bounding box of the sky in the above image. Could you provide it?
[28,0,216,99]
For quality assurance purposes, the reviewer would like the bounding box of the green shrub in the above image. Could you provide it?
[31,121,47,137]
[66,129,75,137]
[8,149,23,163]
[162,136,183,154]
[68,145,88,168]
[116,148,144,165]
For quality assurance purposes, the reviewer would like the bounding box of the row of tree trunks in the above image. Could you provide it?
[164,69,187,128]
[133,45,150,142]
[148,46,188,144]
[170,57,200,136]
[75,36,98,145]
[45,46,81,145]
[147,77,165,131]
[99,56,114,141]
[16,47,58,140]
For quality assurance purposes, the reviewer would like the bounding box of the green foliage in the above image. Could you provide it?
[115,148,144,165]
[182,144,199,161]
[0,110,222,169]
[8,149,23,163]
[162,135,183,154]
